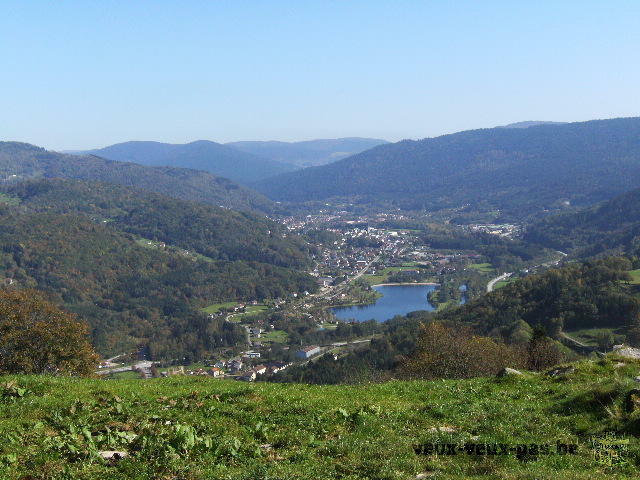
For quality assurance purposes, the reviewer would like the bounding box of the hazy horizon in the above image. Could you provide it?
[2,1,639,150]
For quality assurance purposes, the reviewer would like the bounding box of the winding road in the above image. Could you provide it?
[487,272,512,293]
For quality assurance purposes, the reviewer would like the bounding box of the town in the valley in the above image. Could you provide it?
[97,209,556,382]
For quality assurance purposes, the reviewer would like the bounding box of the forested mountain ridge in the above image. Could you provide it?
[81,140,296,183]
[0,142,275,213]
[0,208,316,358]
[499,120,566,129]
[2,178,311,269]
[227,137,388,168]
[525,186,640,258]
[0,178,318,359]
[255,117,640,219]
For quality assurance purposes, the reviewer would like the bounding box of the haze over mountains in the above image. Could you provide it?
[0,142,275,213]
[227,137,388,168]
[79,140,295,184]
[500,120,567,129]
[75,137,388,182]
[255,117,640,220]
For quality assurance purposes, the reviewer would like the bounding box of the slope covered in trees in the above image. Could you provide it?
[227,137,388,168]
[82,140,295,183]
[0,142,275,213]
[0,179,317,359]
[437,257,639,340]
[525,186,640,258]
[0,211,316,358]
[2,178,311,269]
[255,117,640,219]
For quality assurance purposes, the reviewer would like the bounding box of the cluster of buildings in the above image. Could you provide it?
[278,211,411,233]
[310,227,413,283]
[161,358,293,381]
[464,223,521,238]
[238,361,291,381]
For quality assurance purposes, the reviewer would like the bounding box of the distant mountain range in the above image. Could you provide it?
[254,117,640,220]
[226,137,388,168]
[0,142,275,213]
[499,121,567,129]
[77,140,296,184]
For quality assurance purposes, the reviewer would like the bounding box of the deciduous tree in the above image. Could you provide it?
[0,289,98,375]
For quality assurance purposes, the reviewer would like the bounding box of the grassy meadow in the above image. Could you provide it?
[2,358,640,479]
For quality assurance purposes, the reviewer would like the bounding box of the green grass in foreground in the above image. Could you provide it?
[106,370,143,381]
[2,358,640,478]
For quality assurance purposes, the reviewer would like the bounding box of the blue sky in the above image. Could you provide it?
[1,1,639,150]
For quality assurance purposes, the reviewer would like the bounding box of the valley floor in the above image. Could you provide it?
[2,358,640,479]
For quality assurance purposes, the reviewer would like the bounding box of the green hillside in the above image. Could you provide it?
[0,212,316,358]
[525,186,640,258]
[255,117,640,220]
[2,178,311,269]
[437,257,639,339]
[2,358,640,479]
[0,142,275,213]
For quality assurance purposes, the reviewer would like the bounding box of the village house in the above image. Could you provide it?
[208,367,224,377]
[267,361,290,374]
[249,327,262,337]
[228,359,243,372]
[238,370,256,382]
[295,345,321,359]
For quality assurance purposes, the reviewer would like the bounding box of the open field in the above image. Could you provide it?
[258,329,288,343]
[0,193,20,206]
[362,266,434,286]
[493,279,512,290]
[235,305,269,319]
[103,370,141,381]
[468,263,495,274]
[201,302,237,314]
[627,269,640,285]
[2,358,640,478]
[564,327,625,347]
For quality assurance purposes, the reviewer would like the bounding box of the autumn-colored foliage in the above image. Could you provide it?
[402,321,523,379]
[0,289,98,375]
[526,324,565,371]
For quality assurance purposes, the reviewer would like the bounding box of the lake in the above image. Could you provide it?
[330,284,438,322]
